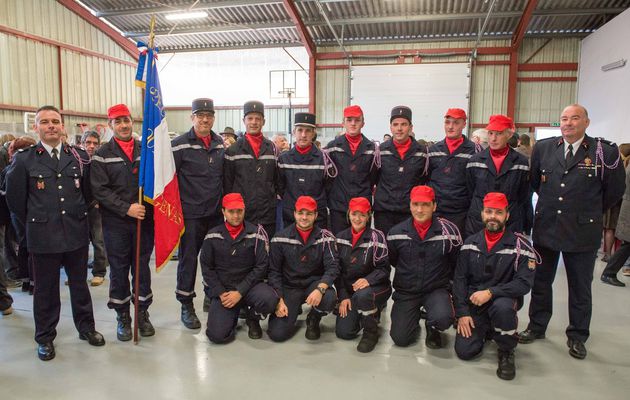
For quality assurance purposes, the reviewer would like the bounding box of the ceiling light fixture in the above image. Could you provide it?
[165,11,208,21]
[601,59,627,72]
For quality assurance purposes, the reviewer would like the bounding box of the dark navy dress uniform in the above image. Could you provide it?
[387,217,461,346]
[453,230,535,359]
[324,135,377,234]
[427,138,477,234]
[172,128,224,304]
[267,225,339,342]
[374,139,428,235]
[200,222,278,343]
[224,136,278,236]
[6,143,96,344]
[278,145,330,228]
[526,135,625,343]
[465,148,530,236]
[91,139,154,312]
[334,228,391,339]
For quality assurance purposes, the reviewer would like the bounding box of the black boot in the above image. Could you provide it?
[305,310,322,340]
[116,311,132,342]
[425,325,443,349]
[181,303,201,329]
[137,310,155,337]
[497,349,516,380]
[357,314,379,353]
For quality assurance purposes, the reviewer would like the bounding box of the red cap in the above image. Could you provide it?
[486,114,515,132]
[444,108,467,120]
[348,197,371,214]
[343,105,364,118]
[295,196,317,212]
[483,192,508,209]
[410,185,435,202]
[222,193,245,210]
[107,104,131,120]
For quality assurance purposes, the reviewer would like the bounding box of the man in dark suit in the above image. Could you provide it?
[518,104,625,359]
[6,105,104,361]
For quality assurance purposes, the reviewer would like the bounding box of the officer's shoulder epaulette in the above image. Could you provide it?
[536,136,558,144]
[17,144,36,153]
[595,137,617,147]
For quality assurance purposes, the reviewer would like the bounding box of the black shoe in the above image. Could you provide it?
[600,275,626,287]
[37,342,55,361]
[181,303,201,329]
[517,329,545,344]
[567,339,587,359]
[22,281,30,292]
[246,318,263,339]
[497,350,516,380]
[357,330,379,353]
[425,326,443,349]
[138,310,155,337]
[202,295,211,313]
[305,311,322,340]
[116,311,132,342]
[79,330,106,346]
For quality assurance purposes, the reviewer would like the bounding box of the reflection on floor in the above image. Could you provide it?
[1,256,628,399]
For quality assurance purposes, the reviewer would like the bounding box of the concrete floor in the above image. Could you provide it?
[1,256,628,400]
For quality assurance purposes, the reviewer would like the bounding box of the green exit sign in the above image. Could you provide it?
[550,122,560,127]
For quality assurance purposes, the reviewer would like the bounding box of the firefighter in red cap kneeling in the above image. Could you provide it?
[200,193,279,343]
[387,185,462,350]
[453,192,536,380]
[268,196,339,342]
[334,197,391,353]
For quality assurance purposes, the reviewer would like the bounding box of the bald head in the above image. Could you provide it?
[560,104,590,143]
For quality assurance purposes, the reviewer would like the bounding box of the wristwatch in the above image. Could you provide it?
[317,286,327,295]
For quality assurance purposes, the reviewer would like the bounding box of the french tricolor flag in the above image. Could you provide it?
[136,46,185,271]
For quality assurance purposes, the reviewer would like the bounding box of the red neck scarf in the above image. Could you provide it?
[345,133,363,155]
[413,219,432,240]
[245,132,264,158]
[393,138,412,160]
[114,137,135,161]
[195,131,211,149]
[351,227,366,247]
[445,136,464,154]
[490,146,510,173]
[297,226,313,244]
[225,222,244,240]
[296,144,312,155]
[484,229,505,252]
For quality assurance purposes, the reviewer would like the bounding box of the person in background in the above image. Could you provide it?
[600,144,630,286]
[272,134,290,153]
[383,134,392,142]
[221,127,237,148]
[80,131,108,286]
[471,129,489,150]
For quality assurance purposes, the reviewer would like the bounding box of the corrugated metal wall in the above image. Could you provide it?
[315,38,580,140]
[165,107,309,137]
[0,0,142,135]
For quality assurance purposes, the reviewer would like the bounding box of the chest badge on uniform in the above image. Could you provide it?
[37,179,45,190]
[528,259,536,270]
[350,164,357,172]
[74,178,80,188]
[444,167,451,174]
[584,156,592,166]
[350,256,357,264]
[398,166,404,173]
[300,255,308,262]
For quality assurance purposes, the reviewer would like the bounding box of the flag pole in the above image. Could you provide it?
[134,15,156,345]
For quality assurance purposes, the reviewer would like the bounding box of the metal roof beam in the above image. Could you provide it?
[95,0,280,18]
[282,0,316,57]
[512,0,539,50]
[123,22,294,38]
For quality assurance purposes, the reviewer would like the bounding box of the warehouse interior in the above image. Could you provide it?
[1,1,630,398]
